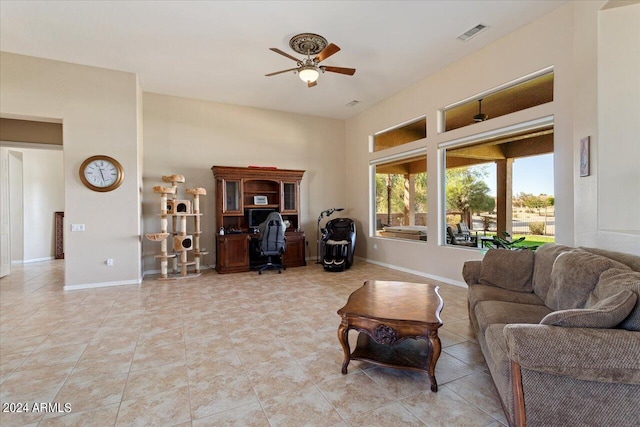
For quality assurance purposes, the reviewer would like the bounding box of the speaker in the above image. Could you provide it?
[166,199,192,214]
[173,235,193,251]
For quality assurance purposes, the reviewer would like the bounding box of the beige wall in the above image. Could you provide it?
[346,3,580,284]
[1,0,637,287]
[142,93,346,273]
[0,52,142,288]
[344,1,638,285]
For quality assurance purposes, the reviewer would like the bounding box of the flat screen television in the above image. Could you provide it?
[247,208,276,228]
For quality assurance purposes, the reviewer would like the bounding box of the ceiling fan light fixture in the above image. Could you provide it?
[298,66,319,83]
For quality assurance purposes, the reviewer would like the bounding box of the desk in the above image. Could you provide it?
[337,280,444,392]
[215,231,306,274]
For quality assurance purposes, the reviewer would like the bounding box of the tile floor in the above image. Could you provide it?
[0,260,506,427]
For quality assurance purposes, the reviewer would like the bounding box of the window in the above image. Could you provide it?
[442,120,555,249]
[373,153,427,242]
[373,117,426,152]
[442,71,553,132]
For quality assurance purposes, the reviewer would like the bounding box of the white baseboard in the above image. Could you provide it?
[355,256,467,288]
[13,256,55,264]
[63,278,142,291]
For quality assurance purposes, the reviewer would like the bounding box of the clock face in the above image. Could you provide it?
[79,155,124,192]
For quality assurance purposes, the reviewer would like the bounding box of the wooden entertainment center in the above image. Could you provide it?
[211,166,306,273]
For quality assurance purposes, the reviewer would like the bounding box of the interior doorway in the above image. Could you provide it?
[0,118,64,277]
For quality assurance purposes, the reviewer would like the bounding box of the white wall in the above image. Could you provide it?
[142,93,346,273]
[6,147,64,262]
[597,4,640,234]
[0,52,143,288]
[345,3,578,284]
[573,1,640,254]
[8,150,23,261]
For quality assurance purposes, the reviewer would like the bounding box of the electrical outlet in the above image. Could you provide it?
[373,244,378,250]
[106,259,114,266]
[71,224,85,232]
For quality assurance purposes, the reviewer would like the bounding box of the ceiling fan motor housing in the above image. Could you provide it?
[289,33,328,55]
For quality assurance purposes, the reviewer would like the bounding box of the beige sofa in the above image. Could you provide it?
[463,244,640,427]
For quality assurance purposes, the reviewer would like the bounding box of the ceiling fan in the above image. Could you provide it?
[473,98,488,122]
[265,33,356,88]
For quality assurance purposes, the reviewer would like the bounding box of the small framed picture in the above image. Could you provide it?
[253,195,268,205]
[580,136,590,177]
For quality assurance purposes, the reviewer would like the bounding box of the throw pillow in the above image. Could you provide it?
[540,290,637,328]
[479,249,534,293]
[545,250,630,311]
[531,243,573,301]
[588,268,640,331]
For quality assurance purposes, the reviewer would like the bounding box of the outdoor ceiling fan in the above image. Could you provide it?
[473,98,488,122]
[265,33,356,87]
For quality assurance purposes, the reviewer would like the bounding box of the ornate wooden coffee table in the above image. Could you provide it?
[337,280,444,392]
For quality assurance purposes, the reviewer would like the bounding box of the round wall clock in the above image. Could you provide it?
[79,155,124,192]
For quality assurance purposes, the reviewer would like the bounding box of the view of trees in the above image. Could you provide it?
[375,172,427,215]
[445,166,494,224]
[514,192,554,215]
[375,166,495,226]
[375,164,554,237]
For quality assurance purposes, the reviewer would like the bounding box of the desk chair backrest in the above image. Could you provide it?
[258,211,286,255]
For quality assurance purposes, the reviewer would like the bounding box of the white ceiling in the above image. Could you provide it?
[0,1,567,119]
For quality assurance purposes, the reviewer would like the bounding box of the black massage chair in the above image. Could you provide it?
[321,218,356,271]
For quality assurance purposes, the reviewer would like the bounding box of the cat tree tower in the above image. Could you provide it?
[146,174,207,279]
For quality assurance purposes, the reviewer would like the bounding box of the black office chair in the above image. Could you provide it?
[321,218,356,271]
[256,211,286,274]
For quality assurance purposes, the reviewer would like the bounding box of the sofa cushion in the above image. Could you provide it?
[479,249,534,292]
[540,290,637,328]
[468,284,545,312]
[580,247,640,272]
[545,250,630,311]
[474,301,552,333]
[587,268,640,331]
[483,323,513,421]
[531,243,573,301]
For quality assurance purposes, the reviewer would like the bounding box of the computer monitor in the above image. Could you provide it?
[247,208,276,229]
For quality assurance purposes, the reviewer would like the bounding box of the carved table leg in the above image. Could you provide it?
[337,320,351,374]
[427,329,442,392]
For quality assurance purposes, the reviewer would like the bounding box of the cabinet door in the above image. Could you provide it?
[223,179,243,214]
[216,234,249,273]
[283,232,306,267]
[280,181,299,214]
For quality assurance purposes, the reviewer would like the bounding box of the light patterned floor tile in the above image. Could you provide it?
[192,402,270,427]
[115,385,191,426]
[261,384,344,426]
[0,260,507,426]
[401,387,496,427]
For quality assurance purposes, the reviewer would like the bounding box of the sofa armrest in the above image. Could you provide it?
[503,324,640,384]
[462,260,482,285]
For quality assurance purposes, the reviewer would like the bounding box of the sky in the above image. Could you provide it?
[482,153,554,197]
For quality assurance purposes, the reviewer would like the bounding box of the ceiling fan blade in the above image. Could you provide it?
[269,48,301,63]
[322,66,356,76]
[308,81,317,88]
[265,67,299,77]
[314,43,340,62]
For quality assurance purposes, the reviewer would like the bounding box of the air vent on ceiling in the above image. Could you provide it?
[346,100,361,107]
[457,24,488,42]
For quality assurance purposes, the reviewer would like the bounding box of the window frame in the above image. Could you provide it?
[437,115,555,246]
[369,147,428,240]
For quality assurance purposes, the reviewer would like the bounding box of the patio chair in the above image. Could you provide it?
[446,224,477,247]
